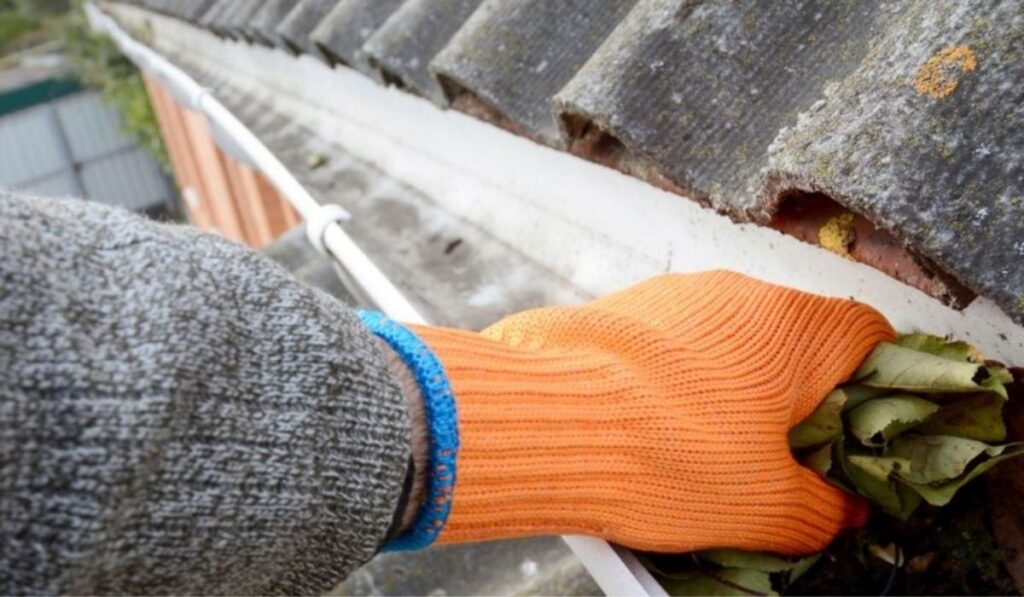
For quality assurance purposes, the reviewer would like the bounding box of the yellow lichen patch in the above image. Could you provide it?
[818,213,857,261]
[913,45,978,99]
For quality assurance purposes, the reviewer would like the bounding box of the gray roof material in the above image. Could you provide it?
[195,0,233,35]
[309,0,405,75]
[117,0,1024,324]
[198,0,231,34]
[249,0,300,48]
[362,0,483,105]
[762,1,1024,328]
[223,0,267,42]
[554,0,889,210]
[276,0,336,56]
[183,0,217,22]
[126,0,213,21]
[432,0,639,145]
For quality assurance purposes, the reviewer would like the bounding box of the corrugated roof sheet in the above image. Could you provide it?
[762,1,1024,330]
[222,0,266,42]
[0,90,175,212]
[554,0,889,208]
[55,91,135,161]
[362,0,482,105]
[129,0,212,22]
[249,0,293,48]
[115,0,1024,324]
[195,0,231,34]
[433,0,639,144]
[79,148,173,211]
[310,0,405,76]
[277,0,336,56]
[0,103,66,183]
[22,172,78,197]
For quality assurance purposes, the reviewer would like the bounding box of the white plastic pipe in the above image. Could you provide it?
[84,2,426,324]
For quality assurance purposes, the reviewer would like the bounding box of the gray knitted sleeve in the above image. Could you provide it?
[0,193,411,595]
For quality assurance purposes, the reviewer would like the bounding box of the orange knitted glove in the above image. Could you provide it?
[411,270,895,554]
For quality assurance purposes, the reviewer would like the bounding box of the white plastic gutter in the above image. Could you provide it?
[84,5,663,595]
[84,2,426,325]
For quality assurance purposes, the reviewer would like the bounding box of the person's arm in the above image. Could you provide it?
[2,192,895,594]
[0,193,414,595]
[374,338,429,531]
[365,270,895,555]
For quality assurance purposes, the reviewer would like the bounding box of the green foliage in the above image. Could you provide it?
[59,6,169,170]
[0,11,40,52]
[651,334,1021,595]
[788,389,846,448]
[804,336,1017,518]
[848,395,939,447]
[1,1,168,169]
[0,0,71,53]
[917,393,1007,441]
[854,341,999,396]
[644,552,820,596]
[658,567,775,596]
[18,0,70,16]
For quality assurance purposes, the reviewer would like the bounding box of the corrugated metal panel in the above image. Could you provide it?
[0,88,174,213]
[21,172,78,197]
[80,147,173,212]
[0,103,65,185]
[55,92,135,161]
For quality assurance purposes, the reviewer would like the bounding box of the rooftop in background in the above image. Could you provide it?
[112,0,1024,326]
[0,49,68,94]
[0,55,178,218]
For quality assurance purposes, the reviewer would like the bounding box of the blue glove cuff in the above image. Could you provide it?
[359,310,459,552]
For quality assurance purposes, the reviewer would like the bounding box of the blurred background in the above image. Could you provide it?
[0,0,181,219]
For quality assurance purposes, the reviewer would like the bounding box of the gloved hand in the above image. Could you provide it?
[375,271,895,555]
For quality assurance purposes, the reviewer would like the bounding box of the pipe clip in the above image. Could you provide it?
[305,203,352,254]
